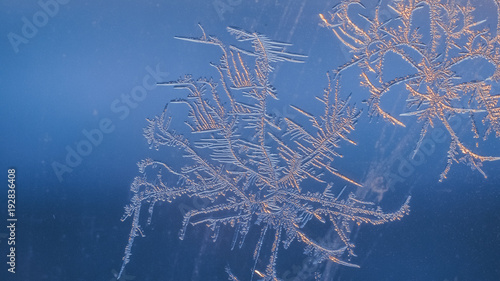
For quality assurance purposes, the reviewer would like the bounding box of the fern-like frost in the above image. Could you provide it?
[118,25,410,281]
[322,0,500,180]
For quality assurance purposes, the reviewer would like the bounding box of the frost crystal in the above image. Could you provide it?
[118,25,410,280]
[321,0,500,180]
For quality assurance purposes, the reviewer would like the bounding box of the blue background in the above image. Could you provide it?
[1,0,499,280]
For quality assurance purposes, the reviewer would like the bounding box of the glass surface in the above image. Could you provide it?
[1,0,500,280]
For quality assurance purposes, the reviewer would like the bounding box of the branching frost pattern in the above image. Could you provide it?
[118,25,410,280]
[321,0,500,181]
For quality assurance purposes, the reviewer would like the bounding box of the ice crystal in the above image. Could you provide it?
[118,25,410,280]
[321,0,500,180]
